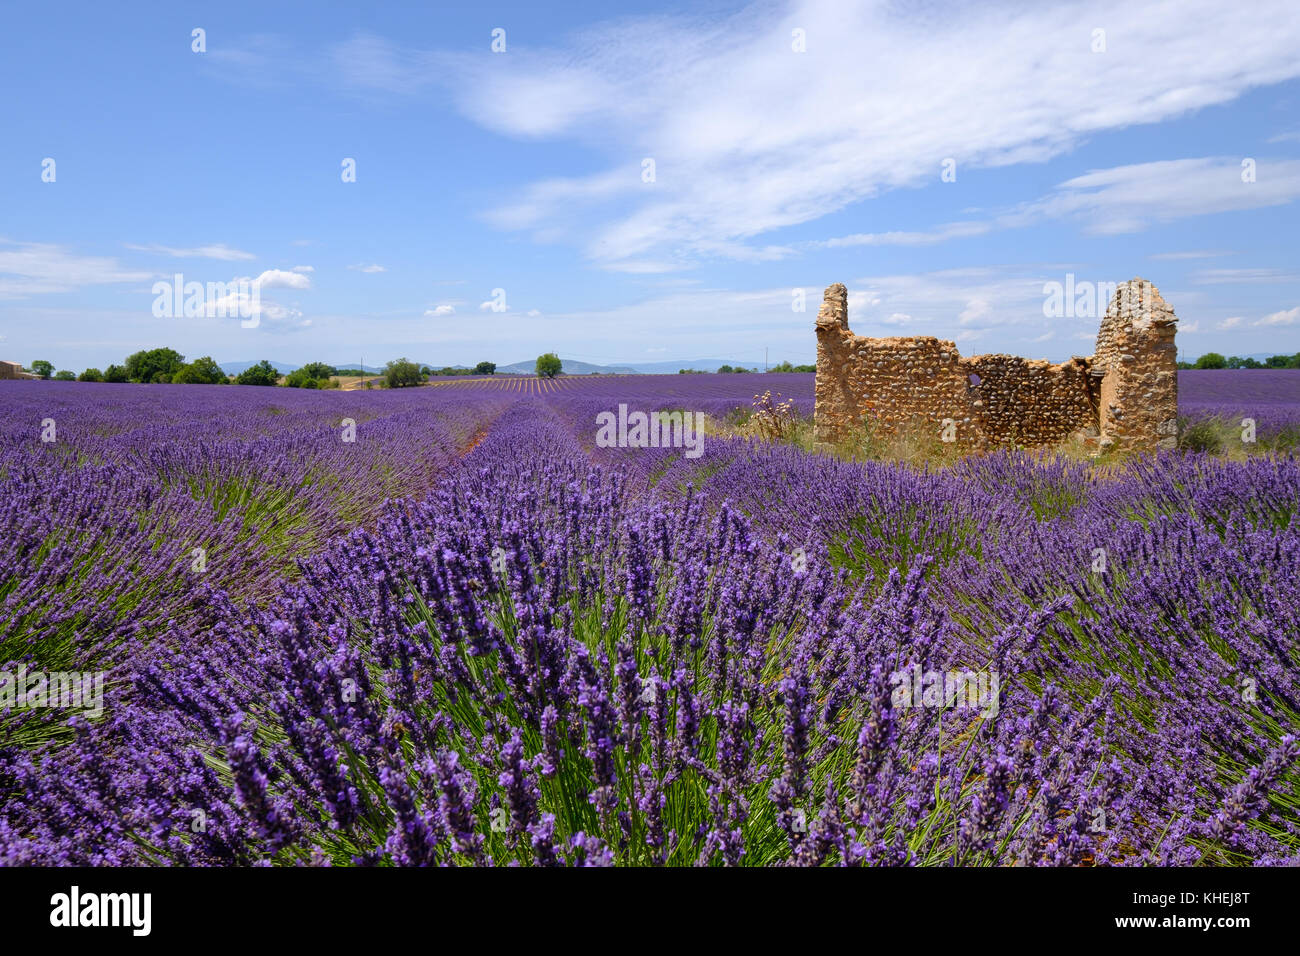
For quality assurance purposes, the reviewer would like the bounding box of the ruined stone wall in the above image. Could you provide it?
[813,278,1177,453]
[1093,279,1180,451]
[959,354,1096,449]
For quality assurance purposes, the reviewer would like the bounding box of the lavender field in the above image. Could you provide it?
[2,373,1299,866]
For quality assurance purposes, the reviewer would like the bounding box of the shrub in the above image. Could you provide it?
[78,368,103,382]
[173,356,227,385]
[747,390,799,442]
[285,367,327,389]
[384,358,424,388]
[236,360,280,387]
[1178,417,1224,454]
[1194,352,1227,370]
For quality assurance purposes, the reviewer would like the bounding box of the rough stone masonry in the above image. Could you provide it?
[813,278,1178,453]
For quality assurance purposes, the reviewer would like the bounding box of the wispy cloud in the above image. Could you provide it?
[125,242,256,261]
[256,269,312,290]
[348,263,387,273]
[445,1,1300,267]
[1193,268,1298,284]
[821,222,992,248]
[1012,158,1300,235]
[1256,305,1300,326]
[214,2,1300,270]
[0,239,154,298]
[1149,250,1233,261]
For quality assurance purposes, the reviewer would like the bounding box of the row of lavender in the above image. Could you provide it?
[0,381,511,680]
[3,375,1299,865]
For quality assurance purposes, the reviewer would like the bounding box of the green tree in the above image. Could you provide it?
[173,356,227,384]
[125,348,185,383]
[1194,352,1227,370]
[30,360,53,380]
[298,362,337,380]
[236,360,280,386]
[536,353,562,378]
[78,368,103,382]
[384,357,424,388]
[103,364,129,383]
[473,361,496,375]
[717,365,734,374]
[53,370,76,381]
[284,367,323,389]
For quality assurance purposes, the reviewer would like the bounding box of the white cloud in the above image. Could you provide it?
[526,309,541,317]
[1149,250,1232,261]
[125,242,256,261]
[822,222,992,248]
[425,304,455,316]
[1179,320,1200,333]
[819,156,1300,249]
[1194,268,1297,284]
[429,0,1300,268]
[348,263,386,273]
[1015,158,1300,235]
[1256,306,1300,326]
[255,269,312,290]
[203,286,310,331]
[1216,316,1244,330]
[0,239,154,298]
[958,298,994,325]
[291,265,315,273]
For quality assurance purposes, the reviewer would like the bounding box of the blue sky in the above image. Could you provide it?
[2,0,1299,372]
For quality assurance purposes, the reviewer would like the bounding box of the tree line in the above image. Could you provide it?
[22,352,501,388]
[1178,352,1300,370]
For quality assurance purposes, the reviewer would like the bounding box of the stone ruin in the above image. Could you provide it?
[813,278,1178,453]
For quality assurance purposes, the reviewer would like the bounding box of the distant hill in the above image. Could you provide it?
[218,360,385,376]
[627,359,773,374]
[495,358,773,375]
[215,357,798,378]
[496,358,640,375]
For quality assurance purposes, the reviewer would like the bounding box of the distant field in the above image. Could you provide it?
[1179,369,1300,437]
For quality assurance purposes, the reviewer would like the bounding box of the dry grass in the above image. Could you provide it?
[708,400,1295,472]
